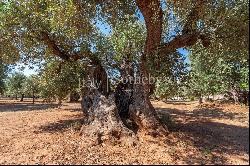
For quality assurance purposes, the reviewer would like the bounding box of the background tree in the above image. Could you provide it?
[39,58,83,104]
[187,53,249,104]
[186,0,249,104]
[5,72,26,100]
[153,51,189,101]
[23,75,40,104]
[0,61,9,95]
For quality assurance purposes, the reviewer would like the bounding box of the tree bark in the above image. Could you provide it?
[136,0,208,135]
[58,97,62,106]
[231,88,239,104]
[118,53,168,137]
[69,91,80,102]
[20,94,24,102]
[80,61,137,146]
[236,89,249,105]
[199,95,203,104]
[80,56,168,145]
[118,54,168,137]
[129,0,169,137]
[32,90,35,104]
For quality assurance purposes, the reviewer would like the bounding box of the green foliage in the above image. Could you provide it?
[190,0,249,62]
[39,58,84,102]
[224,60,249,91]
[0,0,93,64]
[0,61,9,94]
[186,48,249,99]
[5,72,26,97]
[182,0,249,100]
[23,75,40,97]
[110,17,146,63]
[154,52,189,100]
[239,64,249,91]
[206,0,249,61]
[0,0,137,64]
[187,52,225,98]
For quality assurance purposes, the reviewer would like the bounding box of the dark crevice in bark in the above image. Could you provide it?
[114,82,139,133]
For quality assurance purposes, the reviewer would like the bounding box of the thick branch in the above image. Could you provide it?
[136,0,163,55]
[160,0,210,53]
[159,33,210,54]
[40,31,92,62]
[136,0,210,55]
[41,32,70,61]
[159,33,200,53]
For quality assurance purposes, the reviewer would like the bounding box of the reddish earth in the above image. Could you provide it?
[0,99,249,164]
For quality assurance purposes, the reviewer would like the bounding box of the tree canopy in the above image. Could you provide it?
[1,0,247,65]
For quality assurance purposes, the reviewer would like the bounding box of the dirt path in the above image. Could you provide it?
[0,100,249,164]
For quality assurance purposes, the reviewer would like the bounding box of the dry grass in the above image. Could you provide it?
[0,99,249,164]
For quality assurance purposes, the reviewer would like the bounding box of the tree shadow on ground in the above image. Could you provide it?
[37,115,85,133]
[161,104,247,122]
[62,107,82,112]
[156,106,249,164]
[163,100,194,105]
[56,102,82,112]
[0,102,59,112]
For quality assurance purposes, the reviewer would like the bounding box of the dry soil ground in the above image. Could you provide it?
[0,99,249,164]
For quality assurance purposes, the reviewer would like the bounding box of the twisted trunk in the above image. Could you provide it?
[128,57,168,137]
[78,0,208,146]
[80,61,137,146]
[80,57,168,146]
[79,0,170,145]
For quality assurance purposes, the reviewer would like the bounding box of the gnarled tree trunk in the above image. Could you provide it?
[80,55,168,146]
[80,61,137,146]
[79,0,209,146]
